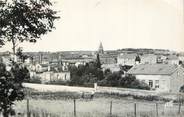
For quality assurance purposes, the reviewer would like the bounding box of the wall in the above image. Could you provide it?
[170,67,184,92]
[135,74,171,92]
[51,72,70,81]
[117,58,135,66]
[37,71,70,83]
[141,55,157,64]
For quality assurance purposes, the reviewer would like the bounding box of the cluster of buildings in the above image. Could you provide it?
[0,42,184,93]
[97,43,184,93]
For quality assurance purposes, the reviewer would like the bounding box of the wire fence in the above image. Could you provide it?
[1,98,183,117]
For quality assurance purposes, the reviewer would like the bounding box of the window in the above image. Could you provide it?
[155,80,159,88]
[149,80,153,88]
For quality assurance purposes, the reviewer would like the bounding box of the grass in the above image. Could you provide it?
[13,97,184,117]
[19,83,183,117]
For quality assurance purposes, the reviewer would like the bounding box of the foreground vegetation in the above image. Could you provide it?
[13,97,184,117]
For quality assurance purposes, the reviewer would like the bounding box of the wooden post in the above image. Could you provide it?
[27,98,30,117]
[156,103,159,117]
[110,101,112,116]
[178,101,181,114]
[178,94,181,114]
[134,103,137,117]
[74,99,76,117]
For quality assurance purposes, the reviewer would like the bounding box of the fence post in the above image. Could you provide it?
[177,94,181,115]
[110,101,112,116]
[74,99,76,117]
[27,98,30,117]
[178,100,181,114]
[134,103,137,117]
[156,103,159,117]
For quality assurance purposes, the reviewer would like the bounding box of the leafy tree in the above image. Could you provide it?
[104,69,112,77]
[68,62,104,86]
[180,85,184,93]
[99,72,121,87]
[0,0,59,116]
[135,55,141,63]
[96,54,101,69]
[16,47,29,63]
[0,0,59,55]
[0,62,30,117]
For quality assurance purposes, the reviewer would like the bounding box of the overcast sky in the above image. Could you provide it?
[1,0,184,52]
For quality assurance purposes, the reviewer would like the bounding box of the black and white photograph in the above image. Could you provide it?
[0,0,184,117]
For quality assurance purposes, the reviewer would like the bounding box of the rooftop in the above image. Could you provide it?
[127,64,179,75]
[118,53,137,59]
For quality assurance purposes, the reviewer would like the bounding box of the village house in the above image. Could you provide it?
[165,55,179,65]
[98,54,117,65]
[34,63,49,73]
[29,62,71,83]
[117,53,137,66]
[62,57,94,67]
[37,71,70,83]
[127,64,184,93]
[156,55,167,64]
[140,54,157,64]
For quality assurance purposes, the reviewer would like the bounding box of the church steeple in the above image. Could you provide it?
[98,42,104,54]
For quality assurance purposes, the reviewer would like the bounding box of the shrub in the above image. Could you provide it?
[25,76,42,84]
[179,85,184,93]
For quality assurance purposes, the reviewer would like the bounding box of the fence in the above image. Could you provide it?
[2,98,183,117]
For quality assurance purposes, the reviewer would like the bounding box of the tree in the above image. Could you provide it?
[104,69,112,77]
[0,0,59,116]
[96,54,101,69]
[0,62,30,117]
[0,0,59,55]
[16,47,28,63]
[135,55,141,63]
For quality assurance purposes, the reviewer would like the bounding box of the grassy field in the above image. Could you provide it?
[16,83,184,117]
[13,97,184,117]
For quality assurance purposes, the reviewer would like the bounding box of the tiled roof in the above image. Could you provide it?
[127,64,178,75]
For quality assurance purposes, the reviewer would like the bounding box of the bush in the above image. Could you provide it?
[25,76,42,83]
[180,85,184,93]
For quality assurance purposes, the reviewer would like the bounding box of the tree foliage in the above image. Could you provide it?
[0,63,30,117]
[68,62,104,86]
[98,72,150,90]
[16,47,29,63]
[0,0,59,116]
[0,0,59,54]
[96,54,101,69]
[68,62,149,90]
[180,85,184,93]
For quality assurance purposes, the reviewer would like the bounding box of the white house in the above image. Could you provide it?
[117,53,137,66]
[34,63,49,72]
[127,64,184,93]
[140,54,157,64]
[37,71,70,83]
[165,55,179,65]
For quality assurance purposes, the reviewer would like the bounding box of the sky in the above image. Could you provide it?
[1,0,184,52]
